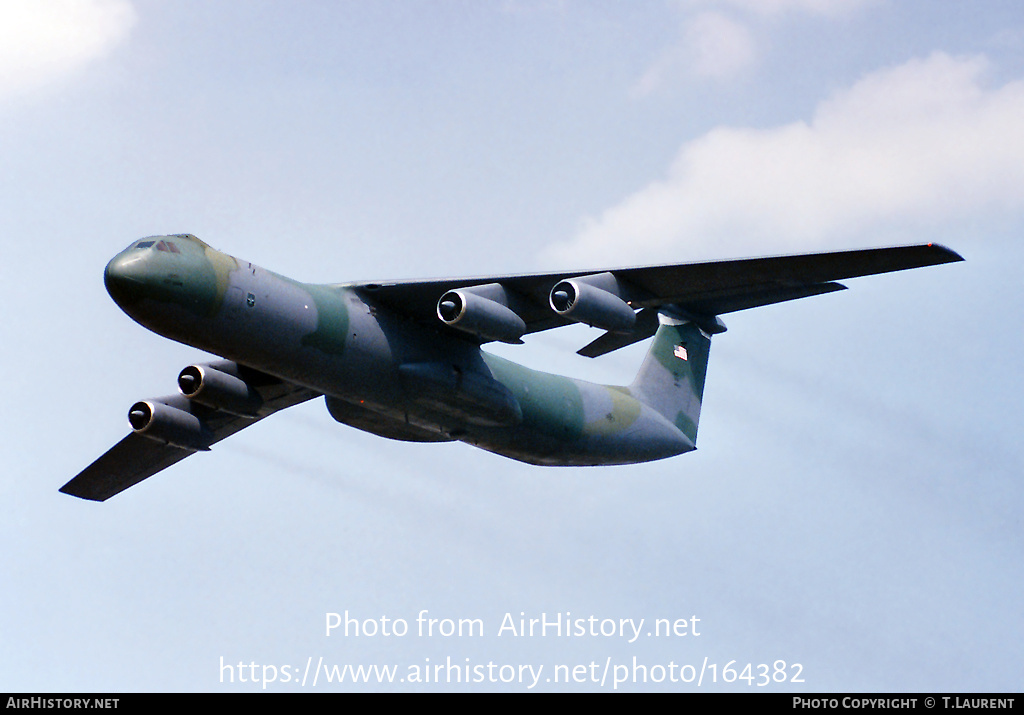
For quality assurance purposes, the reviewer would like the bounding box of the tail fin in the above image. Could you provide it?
[629,314,713,445]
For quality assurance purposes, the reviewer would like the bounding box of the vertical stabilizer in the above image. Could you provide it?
[629,314,713,445]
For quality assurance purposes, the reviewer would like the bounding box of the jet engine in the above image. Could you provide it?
[549,274,636,332]
[177,363,264,417]
[437,284,526,344]
[128,397,211,451]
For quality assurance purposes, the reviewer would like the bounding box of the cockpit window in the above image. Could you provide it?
[133,238,181,252]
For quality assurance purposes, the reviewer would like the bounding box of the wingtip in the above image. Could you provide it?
[58,483,108,502]
[925,243,965,263]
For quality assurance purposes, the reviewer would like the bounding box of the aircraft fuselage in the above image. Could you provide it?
[104,234,694,466]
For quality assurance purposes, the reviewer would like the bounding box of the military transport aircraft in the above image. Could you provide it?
[60,235,962,501]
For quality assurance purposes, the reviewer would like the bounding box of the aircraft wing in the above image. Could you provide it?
[346,243,963,355]
[60,368,319,502]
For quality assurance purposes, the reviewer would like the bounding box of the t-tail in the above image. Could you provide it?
[629,313,715,446]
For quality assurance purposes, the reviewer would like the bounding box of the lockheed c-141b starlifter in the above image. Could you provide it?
[61,234,962,501]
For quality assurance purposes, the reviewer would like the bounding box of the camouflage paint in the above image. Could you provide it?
[103,235,710,468]
[629,316,711,445]
[477,348,697,465]
[484,355,586,442]
[201,240,238,314]
[297,283,349,355]
[104,235,222,318]
[584,385,643,437]
[68,235,961,499]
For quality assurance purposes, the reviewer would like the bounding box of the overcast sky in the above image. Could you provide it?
[1,0,1021,692]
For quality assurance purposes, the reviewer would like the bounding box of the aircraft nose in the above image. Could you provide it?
[103,238,222,320]
[104,250,152,307]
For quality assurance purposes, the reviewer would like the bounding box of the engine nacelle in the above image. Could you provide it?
[549,277,636,332]
[437,286,526,344]
[178,363,263,417]
[128,397,211,451]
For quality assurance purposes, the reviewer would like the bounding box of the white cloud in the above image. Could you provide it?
[500,0,569,15]
[551,53,1024,266]
[685,11,757,79]
[635,11,756,93]
[0,0,136,99]
[637,0,876,93]
[678,0,877,17]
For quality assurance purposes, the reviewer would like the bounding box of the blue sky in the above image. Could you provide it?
[1,0,1021,692]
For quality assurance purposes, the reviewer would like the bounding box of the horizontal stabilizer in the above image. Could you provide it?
[679,281,847,317]
[577,308,661,358]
